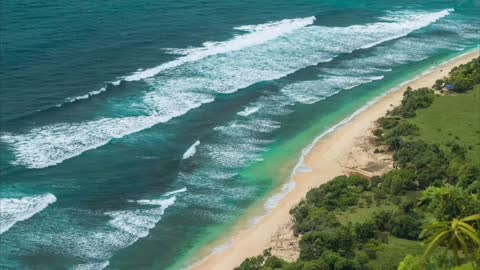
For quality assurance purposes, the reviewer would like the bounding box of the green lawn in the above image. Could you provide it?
[367,236,424,270]
[409,85,480,163]
[335,201,397,225]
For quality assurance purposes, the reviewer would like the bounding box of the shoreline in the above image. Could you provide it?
[189,49,479,270]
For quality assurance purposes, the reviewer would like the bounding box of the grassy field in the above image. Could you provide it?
[335,197,397,225]
[367,237,424,270]
[334,195,424,269]
[335,87,480,269]
[409,85,480,163]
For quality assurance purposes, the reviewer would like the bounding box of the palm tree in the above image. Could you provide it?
[423,214,480,266]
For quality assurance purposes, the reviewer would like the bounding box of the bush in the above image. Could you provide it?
[418,185,480,221]
[371,210,393,231]
[393,140,448,188]
[372,128,383,138]
[235,255,265,270]
[389,88,435,118]
[444,57,480,92]
[390,213,422,240]
[234,250,286,270]
[383,122,419,149]
[398,255,425,270]
[380,169,417,194]
[373,189,387,205]
[363,240,382,259]
[434,79,444,89]
[354,250,369,266]
[304,251,358,270]
[291,206,340,235]
[303,175,369,211]
[377,117,399,130]
[299,226,354,260]
[450,143,466,159]
[353,222,378,243]
[264,256,287,269]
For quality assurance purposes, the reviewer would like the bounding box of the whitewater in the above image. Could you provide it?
[3,2,480,269]
[1,9,453,169]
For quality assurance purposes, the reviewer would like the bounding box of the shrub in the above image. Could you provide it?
[353,222,378,243]
[450,143,466,159]
[376,117,399,130]
[393,140,448,188]
[303,175,369,211]
[371,210,393,231]
[299,226,354,260]
[291,206,341,235]
[373,189,387,205]
[444,57,480,92]
[235,255,265,270]
[354,250,369,265]
[383,122,419,149]
[380,169,417,194]
[390,213,422,239]
[398,255,426,270]
[434,79,444,89]
[389,88,435,118]
[418,185,480,221]
[363,240,382,259]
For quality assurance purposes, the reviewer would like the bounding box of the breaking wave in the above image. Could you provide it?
[0,193,56,234]
[1,9,453,169]
[183,141,201,160]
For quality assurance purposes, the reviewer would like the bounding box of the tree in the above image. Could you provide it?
[434,79,444,90]
[444,57,480,92]
[390,213,422,240]
[353,222,378,243]
[398,255,442,270]
[423,214,480,266]
[380,169,417,194]
[299,226,354,260]
[418,185,480,221]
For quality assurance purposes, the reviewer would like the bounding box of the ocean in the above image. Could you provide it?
[0,0,479,269]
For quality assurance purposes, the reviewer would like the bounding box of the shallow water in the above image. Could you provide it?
[1,1,479,269]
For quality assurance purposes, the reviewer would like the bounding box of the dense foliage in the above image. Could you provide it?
[445,57,480,92]
[235,58,480,270]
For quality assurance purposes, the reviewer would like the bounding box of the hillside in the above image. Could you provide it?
[235,57,480,270]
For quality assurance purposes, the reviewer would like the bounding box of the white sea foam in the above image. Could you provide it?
[0,193,56,234]
[61,87,108,105]
[257,44,467,216]
[1,93,213,169]
[206,143,267,169]
[183,141,200,160]
[263,180,296,211]
[2,10,453,169]
[107,188,182,240]
[123,17,316,82]
[237,106,260,117]
[70,261,109,270]
[56,17,315,106]
[164,187,188,196]
[280,74,384,105]
[186,239,233,270]
[14,188,187,267]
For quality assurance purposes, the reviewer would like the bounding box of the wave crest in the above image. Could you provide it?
[0,193,57,234]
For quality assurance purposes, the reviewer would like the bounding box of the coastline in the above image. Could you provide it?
[189,49,479,270]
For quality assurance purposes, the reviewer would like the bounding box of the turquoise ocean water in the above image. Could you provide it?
[1,1,479,269]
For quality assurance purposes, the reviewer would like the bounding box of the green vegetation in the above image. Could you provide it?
[444,57,480,92]
[368,237,423,270]
[423,214,480,265]
[235,57,480,270]
[408,85,480,163]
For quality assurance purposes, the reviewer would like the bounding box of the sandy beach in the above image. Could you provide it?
[191,49,479,270]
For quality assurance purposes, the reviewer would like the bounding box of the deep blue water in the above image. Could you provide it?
[1,1,479,269]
